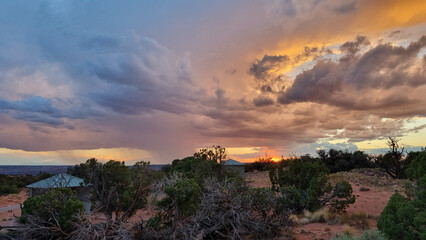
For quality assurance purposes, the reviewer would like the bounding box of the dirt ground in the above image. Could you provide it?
[1,169,401,239]
[245,169,404,240]
[0,189,27,227]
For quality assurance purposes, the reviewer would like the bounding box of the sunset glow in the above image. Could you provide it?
[0,0,425,165]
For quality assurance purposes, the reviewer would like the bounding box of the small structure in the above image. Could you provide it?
[224,159,245,177]
[26,173,91,213]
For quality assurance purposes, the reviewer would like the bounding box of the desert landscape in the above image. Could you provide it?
[1,1,426,239]
[0,167,410,239]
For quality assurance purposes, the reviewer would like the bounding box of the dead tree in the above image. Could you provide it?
[377,137,408,179]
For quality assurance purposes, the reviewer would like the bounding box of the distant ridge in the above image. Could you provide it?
[0,164,168,175]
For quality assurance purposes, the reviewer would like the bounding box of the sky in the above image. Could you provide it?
[0,0,425,165]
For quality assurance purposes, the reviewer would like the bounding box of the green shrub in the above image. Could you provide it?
[271,158,355,213]
[68,159,158,221]
[377,151,426,240]
[20,188,84,232]
[157,177,202,220]
[406,151,426,181]
[327,181,356,213]
[169,147,243,187]
[0,185,20,194]
[243,187,276,219]
[0,172,52,195]
[170,156,222,186]
[245,156,278,172]
[317,149,375,173]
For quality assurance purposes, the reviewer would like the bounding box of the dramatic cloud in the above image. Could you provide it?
[0,0,425,164]
[278,35,426,115]
[332,0,358,14]
[249,54,289,81]
[253,95,275,107]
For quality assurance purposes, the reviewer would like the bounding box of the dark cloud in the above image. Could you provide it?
[332,0,357,14]
[278,35,426,114]
[294,46,333,63]
[249,54,290,81]
[13,112,64,126]
[38,31,197,115]
[0,0,425,164]
[278,60,343,104]
[261,85,273,92]
[348,35,426,89]
[339,35,370,56]
[253,95,275,107]
[0,96,96,126]
[388,30,402,38]
[0,96,58,115]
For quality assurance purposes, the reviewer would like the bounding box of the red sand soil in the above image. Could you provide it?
[0,189,28,227]
[245,171,398,240]
[293,183,393,240]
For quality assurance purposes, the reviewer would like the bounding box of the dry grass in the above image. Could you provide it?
[340,212,372,230]
[342,224,356,236]
[291,209,373,231]
[328,168,407,191]
[309,208,328,223]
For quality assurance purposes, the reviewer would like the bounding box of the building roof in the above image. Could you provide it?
[224,159,245,166]
[26,173,87,189]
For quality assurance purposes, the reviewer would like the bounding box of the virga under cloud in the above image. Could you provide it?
[0,0,425,164]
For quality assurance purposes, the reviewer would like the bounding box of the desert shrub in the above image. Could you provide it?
[317,149,375,173]
[332,230,388,240]
[169,146,243,188]
[67,158,159,222]
[377,151,426,240]
[309,208,328,223]
[243,187,277,219]
[342,224,356,236]
[0,172,52,195]
[406,150,426,181]
[20,188,84,238]
[340,212,370,230]
[245,156,278,172]
[157,177,202,220]
[325,181,356,213]
[0,184,20,194]
[271,158,355,213]
[171,178,289,239]
[377,192,425,240]
[147,173,290,239]
[170,156,222,185]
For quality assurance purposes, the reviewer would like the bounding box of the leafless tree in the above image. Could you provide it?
[377,137,409,178]
[146,177,290,240]
[70,215,132,240]
[387,137,406,161]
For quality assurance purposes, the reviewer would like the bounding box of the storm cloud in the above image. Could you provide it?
[278,35,426,114]
[0,0,425,164]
